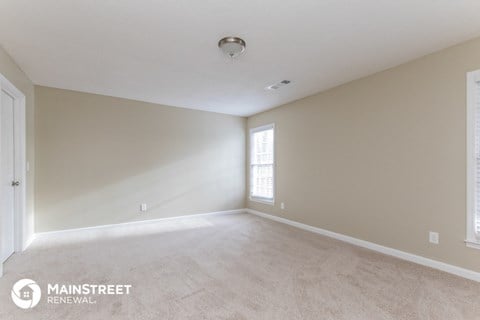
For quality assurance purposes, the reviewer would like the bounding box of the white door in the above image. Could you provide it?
[0,88,15,263]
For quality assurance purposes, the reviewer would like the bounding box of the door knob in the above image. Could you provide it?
[11,181,20,186]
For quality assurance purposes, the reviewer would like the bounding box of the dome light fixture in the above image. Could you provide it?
[218,36,246,58]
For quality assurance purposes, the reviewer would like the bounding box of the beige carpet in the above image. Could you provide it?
[0,212,479,319]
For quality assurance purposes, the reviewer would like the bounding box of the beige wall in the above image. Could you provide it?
[0,46,35,242]
[248,37,480,272]
[35,86,246,232]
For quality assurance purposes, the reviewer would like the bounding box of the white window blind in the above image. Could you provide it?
[474,79,480,236]
[250,125,274,202]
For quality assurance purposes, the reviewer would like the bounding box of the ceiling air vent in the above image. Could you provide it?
[265,80,291,90]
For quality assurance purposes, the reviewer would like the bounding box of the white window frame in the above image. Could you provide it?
[249,123,275,205]
[466,69,480,249]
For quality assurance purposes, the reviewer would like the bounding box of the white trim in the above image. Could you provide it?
[249,123,275,203]
[249,197,275,205]
[34,209,246,238]
[250,123,275,134]
[0,73,28,254]
[465,239,480,250]
[24,233,36,249]
[247,209,480,282]
[466,69,480,248]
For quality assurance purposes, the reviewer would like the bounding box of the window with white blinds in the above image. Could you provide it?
[474,80,480,236]
[250,124,274,202]
[467,70,480,248]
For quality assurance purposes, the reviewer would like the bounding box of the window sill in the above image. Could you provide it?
[465,239,480,250]
[249,197,275,206]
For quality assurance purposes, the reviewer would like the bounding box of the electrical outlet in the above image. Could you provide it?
[140,203,147,212]
[280,202,285,210]
[429,231,439,244]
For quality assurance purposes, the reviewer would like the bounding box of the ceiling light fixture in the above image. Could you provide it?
[218,36,246,58]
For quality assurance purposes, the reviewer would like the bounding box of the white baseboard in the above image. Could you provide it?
[35,208,246,238]
[23,233,36,250]
[28,207,480,282]
[246,209,480,282]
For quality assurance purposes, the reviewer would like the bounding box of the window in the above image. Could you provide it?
[467,70,480,249]
[250,124,274,203]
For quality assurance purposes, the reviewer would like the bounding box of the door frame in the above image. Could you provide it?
[0,72,27,257]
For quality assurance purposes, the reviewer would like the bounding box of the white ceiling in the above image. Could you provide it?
[1,1,480,117]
